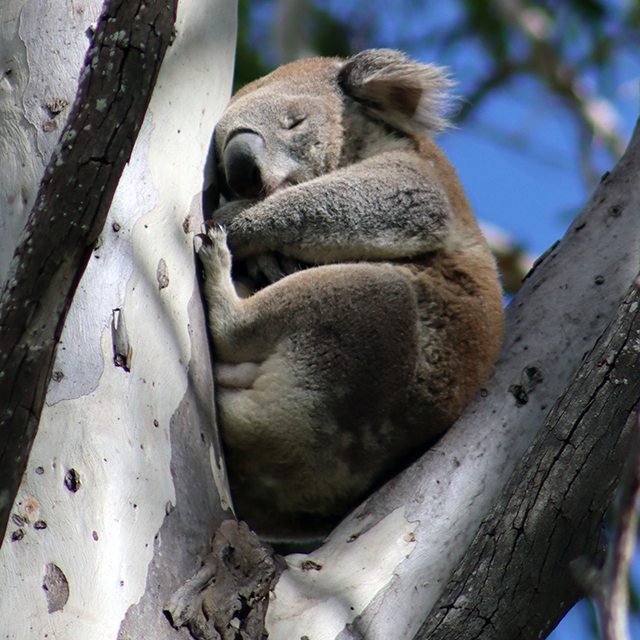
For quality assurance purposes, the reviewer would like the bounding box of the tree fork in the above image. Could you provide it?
[0,0,178,544]
[418,276,640,640]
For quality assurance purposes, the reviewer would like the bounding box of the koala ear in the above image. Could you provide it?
[338,49,453,136]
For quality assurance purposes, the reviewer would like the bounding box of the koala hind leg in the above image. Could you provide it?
[196,228,422,534]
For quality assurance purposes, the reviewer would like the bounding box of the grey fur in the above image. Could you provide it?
[197,50,504,539]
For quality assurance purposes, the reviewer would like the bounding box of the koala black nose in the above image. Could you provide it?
[224,132,266,199]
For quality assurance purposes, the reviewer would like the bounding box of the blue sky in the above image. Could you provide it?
[440,68,638,258]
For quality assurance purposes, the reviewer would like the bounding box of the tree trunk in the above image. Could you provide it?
[0,0,178,545]
[0,1,236,637]
[264,122,640,640]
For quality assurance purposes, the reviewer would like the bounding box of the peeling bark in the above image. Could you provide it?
[0,0,177,543]
[165,520,285,640]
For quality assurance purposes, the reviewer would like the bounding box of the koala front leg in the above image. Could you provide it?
[208,199,291,289]
[196,225,280,363]
[195,225,240,343]
[223,150,453,263]
[208,198,256,228]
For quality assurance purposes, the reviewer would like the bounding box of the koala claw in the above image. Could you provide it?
[193,233,212,251]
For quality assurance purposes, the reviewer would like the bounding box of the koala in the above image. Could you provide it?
[197,49,504,539]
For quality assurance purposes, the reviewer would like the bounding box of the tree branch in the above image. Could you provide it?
[417,275,640,640]
[0,0,177,544]
[576,389,640,640]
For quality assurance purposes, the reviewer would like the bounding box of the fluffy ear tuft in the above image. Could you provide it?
[338,49,453,136]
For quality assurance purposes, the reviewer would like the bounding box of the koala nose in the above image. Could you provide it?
[224,132,266,199]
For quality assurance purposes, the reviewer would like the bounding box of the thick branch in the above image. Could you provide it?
[0,0,177,544]
[417,277,640,640]
[578,404,640,640]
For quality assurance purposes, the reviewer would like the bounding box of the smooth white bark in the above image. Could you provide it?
[0,0,103,287]
[0,1,236,637]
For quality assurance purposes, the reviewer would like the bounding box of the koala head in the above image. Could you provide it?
[207,49,452,206]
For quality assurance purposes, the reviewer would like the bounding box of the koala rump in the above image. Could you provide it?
[198,49,504,539]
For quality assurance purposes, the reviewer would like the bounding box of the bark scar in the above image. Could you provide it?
[164,519,285,640]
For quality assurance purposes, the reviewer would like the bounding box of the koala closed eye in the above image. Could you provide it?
[282,113,307,130]
[199,48,504,540]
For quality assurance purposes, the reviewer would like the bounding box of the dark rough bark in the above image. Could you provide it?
[417,277,640,640]
[0,0,177,544]
[577,411,640,640]
[165,520,285,640]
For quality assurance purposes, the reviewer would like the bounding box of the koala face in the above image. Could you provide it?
[211,51,452,206]
[213,60,344,200]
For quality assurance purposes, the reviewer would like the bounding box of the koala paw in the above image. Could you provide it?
[195,223,232,280]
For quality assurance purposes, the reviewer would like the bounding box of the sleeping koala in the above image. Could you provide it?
[197,49,504,539]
